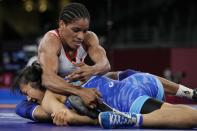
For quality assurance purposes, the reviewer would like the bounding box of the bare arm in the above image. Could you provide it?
[42,90,98,126]
[86,31,111,75]
[41,90,66,114]
[38,32,100,107]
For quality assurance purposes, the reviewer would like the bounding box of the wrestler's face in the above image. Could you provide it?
[20,82,45,104]
[59,18,89,50]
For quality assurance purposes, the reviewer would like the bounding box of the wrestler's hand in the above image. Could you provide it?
[51,108,69,126]
[67,62,95,82]
[78,88,102,109]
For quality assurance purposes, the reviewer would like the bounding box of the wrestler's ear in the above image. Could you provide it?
[59,20,66,28]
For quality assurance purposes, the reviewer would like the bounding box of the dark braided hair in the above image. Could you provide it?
[59,3,90,24]
[12,62,44,94]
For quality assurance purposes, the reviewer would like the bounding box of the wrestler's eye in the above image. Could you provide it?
[30,98,38,103]
[21,89,27,96]
[71,27,88,34]
[83,29,88,33]
[71,28,81,33]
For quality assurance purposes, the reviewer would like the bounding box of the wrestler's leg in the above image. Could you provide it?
[157,76,197,101]
[142,102,197,128]
[140,98,197,128]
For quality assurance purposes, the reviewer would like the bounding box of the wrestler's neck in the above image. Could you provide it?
[63,44,75,52]
[62,45,78,63]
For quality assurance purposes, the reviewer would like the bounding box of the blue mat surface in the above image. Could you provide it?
[0,88,25,104]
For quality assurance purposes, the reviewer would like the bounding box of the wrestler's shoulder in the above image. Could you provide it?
[44,30,59,39]
[40,30,61,45]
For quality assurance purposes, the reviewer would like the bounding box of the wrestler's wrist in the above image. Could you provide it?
[73,86,84,96]
[91,65,99,75]
[92,64,109,76]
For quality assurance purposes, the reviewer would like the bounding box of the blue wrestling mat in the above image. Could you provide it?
[1,88,197,131]
[0,88,25,104]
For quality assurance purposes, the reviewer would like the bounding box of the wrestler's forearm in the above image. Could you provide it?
[92,61,111,75]
[87,40,111,75]
[42,73,82,95]
[90,51,111,75]
[67,110,98,126]
[42,90,67,114]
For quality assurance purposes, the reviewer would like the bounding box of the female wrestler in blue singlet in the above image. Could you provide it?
[14,62,164,119]
[13,62,197,129]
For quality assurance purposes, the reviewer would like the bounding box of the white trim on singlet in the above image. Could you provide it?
[58,45,87,77]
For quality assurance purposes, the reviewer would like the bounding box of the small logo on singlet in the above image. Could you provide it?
[109,82,114,88]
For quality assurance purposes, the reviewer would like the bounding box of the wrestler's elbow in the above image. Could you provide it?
[106,62,111,71]
[102,62,111,73]
[99,63,111,75]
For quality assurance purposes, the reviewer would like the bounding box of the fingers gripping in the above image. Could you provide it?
[52,110,68,126]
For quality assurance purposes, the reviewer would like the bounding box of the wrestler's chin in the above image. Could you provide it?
[70,44,81,50]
